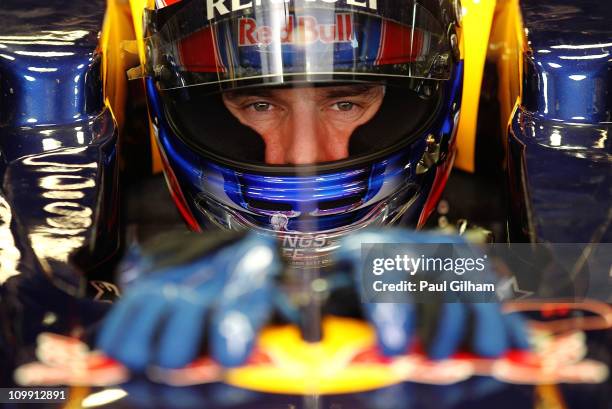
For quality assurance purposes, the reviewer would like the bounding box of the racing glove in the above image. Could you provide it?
[335,229,530,359]
[97,230,281,370]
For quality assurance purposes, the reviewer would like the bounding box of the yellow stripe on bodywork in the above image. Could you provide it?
[128,0,156,67]
[101,0,162,173]
[129,0,164,173]
[489,0,526,159]
[454,0,497,172]
[100,0,139,132]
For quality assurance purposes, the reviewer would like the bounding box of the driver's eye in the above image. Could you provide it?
[252,102,272,112]
[335,101,354,111]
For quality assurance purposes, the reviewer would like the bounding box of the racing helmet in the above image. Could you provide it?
[142,0,463,258]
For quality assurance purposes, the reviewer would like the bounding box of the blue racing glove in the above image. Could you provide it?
[335,229,529,359]
[97,230,281,370]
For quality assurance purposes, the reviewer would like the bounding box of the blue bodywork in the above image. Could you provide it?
[508,0,612,243]
[0,0,120,293]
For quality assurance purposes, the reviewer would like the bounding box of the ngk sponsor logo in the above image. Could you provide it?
[281,234,328,259]
[239,14,354,46]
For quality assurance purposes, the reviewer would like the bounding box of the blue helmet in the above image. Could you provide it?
[143,0,463,262]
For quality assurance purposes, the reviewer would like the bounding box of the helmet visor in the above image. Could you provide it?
[145,0,454,91]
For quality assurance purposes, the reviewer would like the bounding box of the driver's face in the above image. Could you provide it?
[222,85,384,165]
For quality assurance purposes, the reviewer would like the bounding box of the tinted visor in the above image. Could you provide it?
[145,0,454,91]
[159,84,441,168]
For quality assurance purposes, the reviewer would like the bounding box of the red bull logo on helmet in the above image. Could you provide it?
[238,14,354,46]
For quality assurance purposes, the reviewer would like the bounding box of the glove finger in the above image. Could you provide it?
[156,292,207,369]
[503,312,530,350]
[469,303,508,357]
[209,236,279,367]
[210,285,274,367]
[427,303,467,360]
[103,290,171,371]
[366,303,415,356]
[97,289,149,355]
